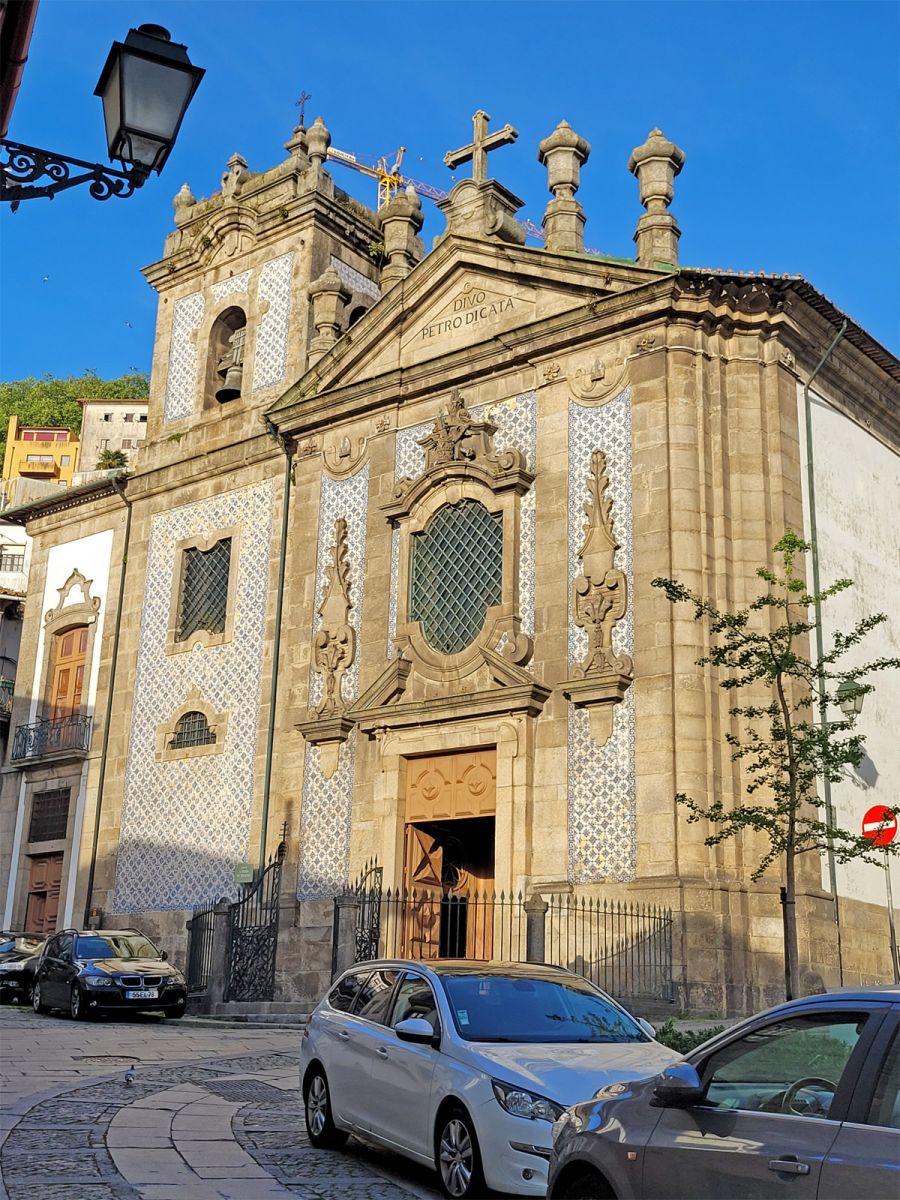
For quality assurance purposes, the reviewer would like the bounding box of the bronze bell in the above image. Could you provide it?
[215,363,243,403]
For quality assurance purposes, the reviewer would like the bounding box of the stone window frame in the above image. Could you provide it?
[22,774,79,854]
[156,688,229,762]
[166,526,240,657]
[37,569,101,722]
[393,475,526,683]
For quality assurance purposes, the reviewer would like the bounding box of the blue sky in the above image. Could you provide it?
[1,0,898,382]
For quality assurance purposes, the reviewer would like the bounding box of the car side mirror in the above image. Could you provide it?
[652,1062,705,1107]
[160,951,168,961]
[394,1017,438,1046]
[637,1017,656,1039]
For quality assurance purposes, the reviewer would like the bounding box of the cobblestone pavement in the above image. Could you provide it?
[0,1006,440,1200]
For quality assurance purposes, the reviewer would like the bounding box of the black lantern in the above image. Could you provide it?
[94,24,204,178]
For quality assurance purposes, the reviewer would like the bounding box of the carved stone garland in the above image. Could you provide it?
[561,450,633,746]
[296,517,356,779]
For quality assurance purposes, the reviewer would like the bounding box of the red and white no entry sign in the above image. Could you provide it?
[862,805,898,847]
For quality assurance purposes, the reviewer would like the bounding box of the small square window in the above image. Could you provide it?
[124,413,134,423]
[176,538,232,642]
[61,455,71,466]
[103,413,113,422]
[100,439,109,450]
[138,414,147,423]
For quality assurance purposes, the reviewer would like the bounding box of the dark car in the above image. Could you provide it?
[549,986,900,1199]
[32,928,187,1020]
[0,932,45,1003]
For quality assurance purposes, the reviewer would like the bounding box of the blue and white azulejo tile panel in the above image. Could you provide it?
[567,389,636,883]
[113,480,275,912]
[164,292,204,423]
[252,253,295,392]
[211,271,250,303]
[297,465,370,900]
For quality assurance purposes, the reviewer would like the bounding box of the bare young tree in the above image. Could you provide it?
[653,531,899,999]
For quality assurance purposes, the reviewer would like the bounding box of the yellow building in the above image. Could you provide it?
[2,416,80,498]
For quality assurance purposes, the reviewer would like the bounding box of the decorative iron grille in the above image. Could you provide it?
[186,898,217,996]
[224,843,284,1003]
[28,788,70,842]
[409,500,502,654]
[169,710,216,750]
[176,538,231,642]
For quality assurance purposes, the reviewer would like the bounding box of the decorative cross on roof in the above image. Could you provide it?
[443,110,518,183]
[295,90,312,126]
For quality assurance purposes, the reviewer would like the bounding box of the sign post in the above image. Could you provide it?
[862,805,899,984]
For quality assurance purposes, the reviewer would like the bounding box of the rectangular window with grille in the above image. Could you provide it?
[28,788,70,842]
[176,538,232,642]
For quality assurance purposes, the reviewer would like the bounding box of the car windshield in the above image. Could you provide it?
[75,935,161,961]
[439,972,649,1043]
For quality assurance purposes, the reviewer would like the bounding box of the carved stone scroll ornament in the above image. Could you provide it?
[561,450,633,746]
[296,517,356,779]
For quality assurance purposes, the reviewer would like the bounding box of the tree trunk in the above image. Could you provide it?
[783,848,801,1000]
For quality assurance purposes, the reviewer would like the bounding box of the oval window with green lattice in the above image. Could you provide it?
[409,499,503,655]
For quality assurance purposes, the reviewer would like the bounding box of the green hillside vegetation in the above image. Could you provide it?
[0,371,150,462]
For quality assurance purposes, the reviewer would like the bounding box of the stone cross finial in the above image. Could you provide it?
[628,128,685,267]
[444,110,518,182]
[537,120,591,253]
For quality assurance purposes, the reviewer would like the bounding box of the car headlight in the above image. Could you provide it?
[0,962,24,973]
[163,975,185,988]
[492,1080,565,1123]
[84,975,114,987]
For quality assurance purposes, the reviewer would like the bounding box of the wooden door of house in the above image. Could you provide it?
[24,852,63,934]
[50,626,88,718]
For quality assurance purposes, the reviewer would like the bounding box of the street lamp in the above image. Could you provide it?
[837,677,865,719]
[1,24,204,211]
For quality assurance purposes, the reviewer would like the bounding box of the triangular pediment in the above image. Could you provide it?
[269,235,661,419]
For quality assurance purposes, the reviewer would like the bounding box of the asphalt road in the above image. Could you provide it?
[0,1003,441,1200]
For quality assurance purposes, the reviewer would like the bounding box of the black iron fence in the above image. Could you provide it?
[340,873,673,1005]
[349,882,526,965]
[12,714,92,761]
[185,898,217,996]
[544,894,673,1003]
[224,844,284,1003]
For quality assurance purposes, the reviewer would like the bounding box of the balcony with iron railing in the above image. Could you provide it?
[0,678,14,722]
[11,713,93,762]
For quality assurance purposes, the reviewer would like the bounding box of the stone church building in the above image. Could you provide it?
[2,109,897,1015]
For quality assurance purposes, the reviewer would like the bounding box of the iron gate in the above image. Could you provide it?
[224,843,284,1003]
[185,898,217,996]
[354,861,383,963]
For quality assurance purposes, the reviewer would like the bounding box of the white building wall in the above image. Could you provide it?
[798,383,900,908]
[2,529,114,928]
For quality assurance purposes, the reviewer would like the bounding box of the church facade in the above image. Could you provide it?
[2,110,897,1015]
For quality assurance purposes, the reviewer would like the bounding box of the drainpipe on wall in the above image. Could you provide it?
[802,318,848,986]
[82,474,132,928]
[259,420,294,875]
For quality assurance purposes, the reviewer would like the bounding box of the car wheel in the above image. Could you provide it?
[69,984,89,1021]
[436,1106,485,1199]
[552,1167,613,1199]
[304,1069,348,1149]
[31,981,47,1014]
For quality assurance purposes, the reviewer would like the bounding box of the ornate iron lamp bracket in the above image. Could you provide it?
[0,139,148,211]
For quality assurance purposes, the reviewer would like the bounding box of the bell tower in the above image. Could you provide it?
[140,110,384,454]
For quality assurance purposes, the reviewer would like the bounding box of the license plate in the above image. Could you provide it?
[125,989,158,1000]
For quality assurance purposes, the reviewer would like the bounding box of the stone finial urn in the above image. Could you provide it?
[307,266,350,365]
[306,116,332,168]
[538,120,591,201]
[377,185,425,288]
[628,128,686,267]
[537,120,591,253]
